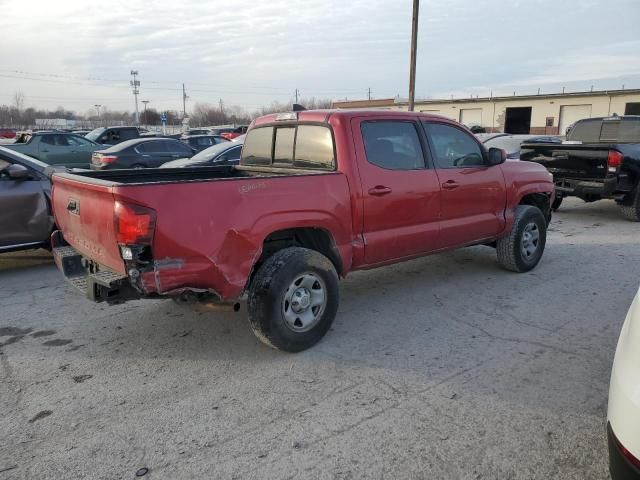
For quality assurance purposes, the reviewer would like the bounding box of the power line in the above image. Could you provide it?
[0,70,367,95]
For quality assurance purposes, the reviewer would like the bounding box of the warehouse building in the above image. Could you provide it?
[333,89,640,135]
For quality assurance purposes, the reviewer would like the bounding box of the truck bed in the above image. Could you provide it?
[54,165,307,186]
[51,164,351,300]
[520,143,610,180]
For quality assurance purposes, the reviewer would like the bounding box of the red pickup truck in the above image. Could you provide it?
[50,110,555,352]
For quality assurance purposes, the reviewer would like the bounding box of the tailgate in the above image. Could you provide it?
[52,175,125,274]
[521,144,609,180]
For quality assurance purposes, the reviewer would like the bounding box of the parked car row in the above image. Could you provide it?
[0,125,246,170]
[186,125,248,140]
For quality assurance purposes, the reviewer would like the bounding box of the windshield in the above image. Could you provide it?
[85,127,106,142]
[189,142,237,163]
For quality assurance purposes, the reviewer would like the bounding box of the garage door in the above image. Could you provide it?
[559,104,592,135]
[459,108,482,127]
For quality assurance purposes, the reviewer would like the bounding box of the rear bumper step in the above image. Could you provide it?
[51,231,140,304]
[554,177,619,198]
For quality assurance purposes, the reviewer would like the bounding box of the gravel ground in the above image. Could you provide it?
[1,198,638,480]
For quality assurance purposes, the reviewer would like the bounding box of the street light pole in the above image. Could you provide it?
[408,0,419,112]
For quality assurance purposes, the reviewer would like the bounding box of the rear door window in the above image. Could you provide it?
[169,141,193,156]
[41,134,68,146]
[361,121,425,170]
[136,141,165,154]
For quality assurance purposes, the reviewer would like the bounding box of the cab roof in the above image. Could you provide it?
[252,109,454,127]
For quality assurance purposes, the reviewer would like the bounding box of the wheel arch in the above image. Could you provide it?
[245,226,344,292]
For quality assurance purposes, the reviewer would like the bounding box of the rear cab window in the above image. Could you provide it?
[569,117,640,143]
[241,123,335,170]
[567,120,602,143]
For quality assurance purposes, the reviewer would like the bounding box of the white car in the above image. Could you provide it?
[608,285,640,479]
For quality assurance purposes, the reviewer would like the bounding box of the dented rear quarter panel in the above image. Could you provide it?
[113,172,354,300]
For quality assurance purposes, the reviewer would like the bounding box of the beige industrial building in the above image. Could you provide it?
[333,89,640,135]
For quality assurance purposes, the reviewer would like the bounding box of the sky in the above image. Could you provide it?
[1,0,640,115]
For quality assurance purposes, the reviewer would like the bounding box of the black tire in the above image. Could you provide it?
[130,163,146,169]
[496,205,547,273]
[247,247,339,352]
[620,186,640,222]
[551,195,563,211]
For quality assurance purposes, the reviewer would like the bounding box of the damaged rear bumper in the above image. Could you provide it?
[51,231,141,304]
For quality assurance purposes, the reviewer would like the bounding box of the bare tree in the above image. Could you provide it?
[12,91,25,112]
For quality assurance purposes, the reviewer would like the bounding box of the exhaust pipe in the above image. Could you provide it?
[197,302,241,313]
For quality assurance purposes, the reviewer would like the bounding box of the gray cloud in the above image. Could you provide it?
[1,0,638,112]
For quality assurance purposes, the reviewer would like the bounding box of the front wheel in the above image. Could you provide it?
[247,247,339,352]
[496,205,547,272]
[551,195,563,211]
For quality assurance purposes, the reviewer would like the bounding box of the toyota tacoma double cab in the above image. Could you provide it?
[50,110,555,352]
[521,115,640,221]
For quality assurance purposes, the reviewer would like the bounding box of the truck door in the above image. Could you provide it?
[422,121,505,247]
[352,118,441,265]
[65,134,98,167]
[0,157,52,248]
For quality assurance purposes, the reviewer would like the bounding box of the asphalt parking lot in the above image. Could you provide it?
[1,197,638,480]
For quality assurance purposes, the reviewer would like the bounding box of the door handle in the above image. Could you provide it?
[368,185,392,196]
[41,150,49,153]
[442,180,460,190]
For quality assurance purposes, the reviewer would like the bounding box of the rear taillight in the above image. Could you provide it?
[611,426,640,470]
[607,150,623,173]
[114,201,156,245]
[93,153,118,164]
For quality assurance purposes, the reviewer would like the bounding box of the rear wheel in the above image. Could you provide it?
[130,163,146,169]
[247,247,339,352]
[496,205,547,272]
[620,185,640,222]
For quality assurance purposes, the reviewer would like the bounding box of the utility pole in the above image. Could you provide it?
[141,100,149,126]
[182,83,189,118]
[408,0,419,111]
[368,87,371,101]
[130,70,140,124]
[94,104,101,127]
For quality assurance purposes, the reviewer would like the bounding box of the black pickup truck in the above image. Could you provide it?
[520,116,640,221]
